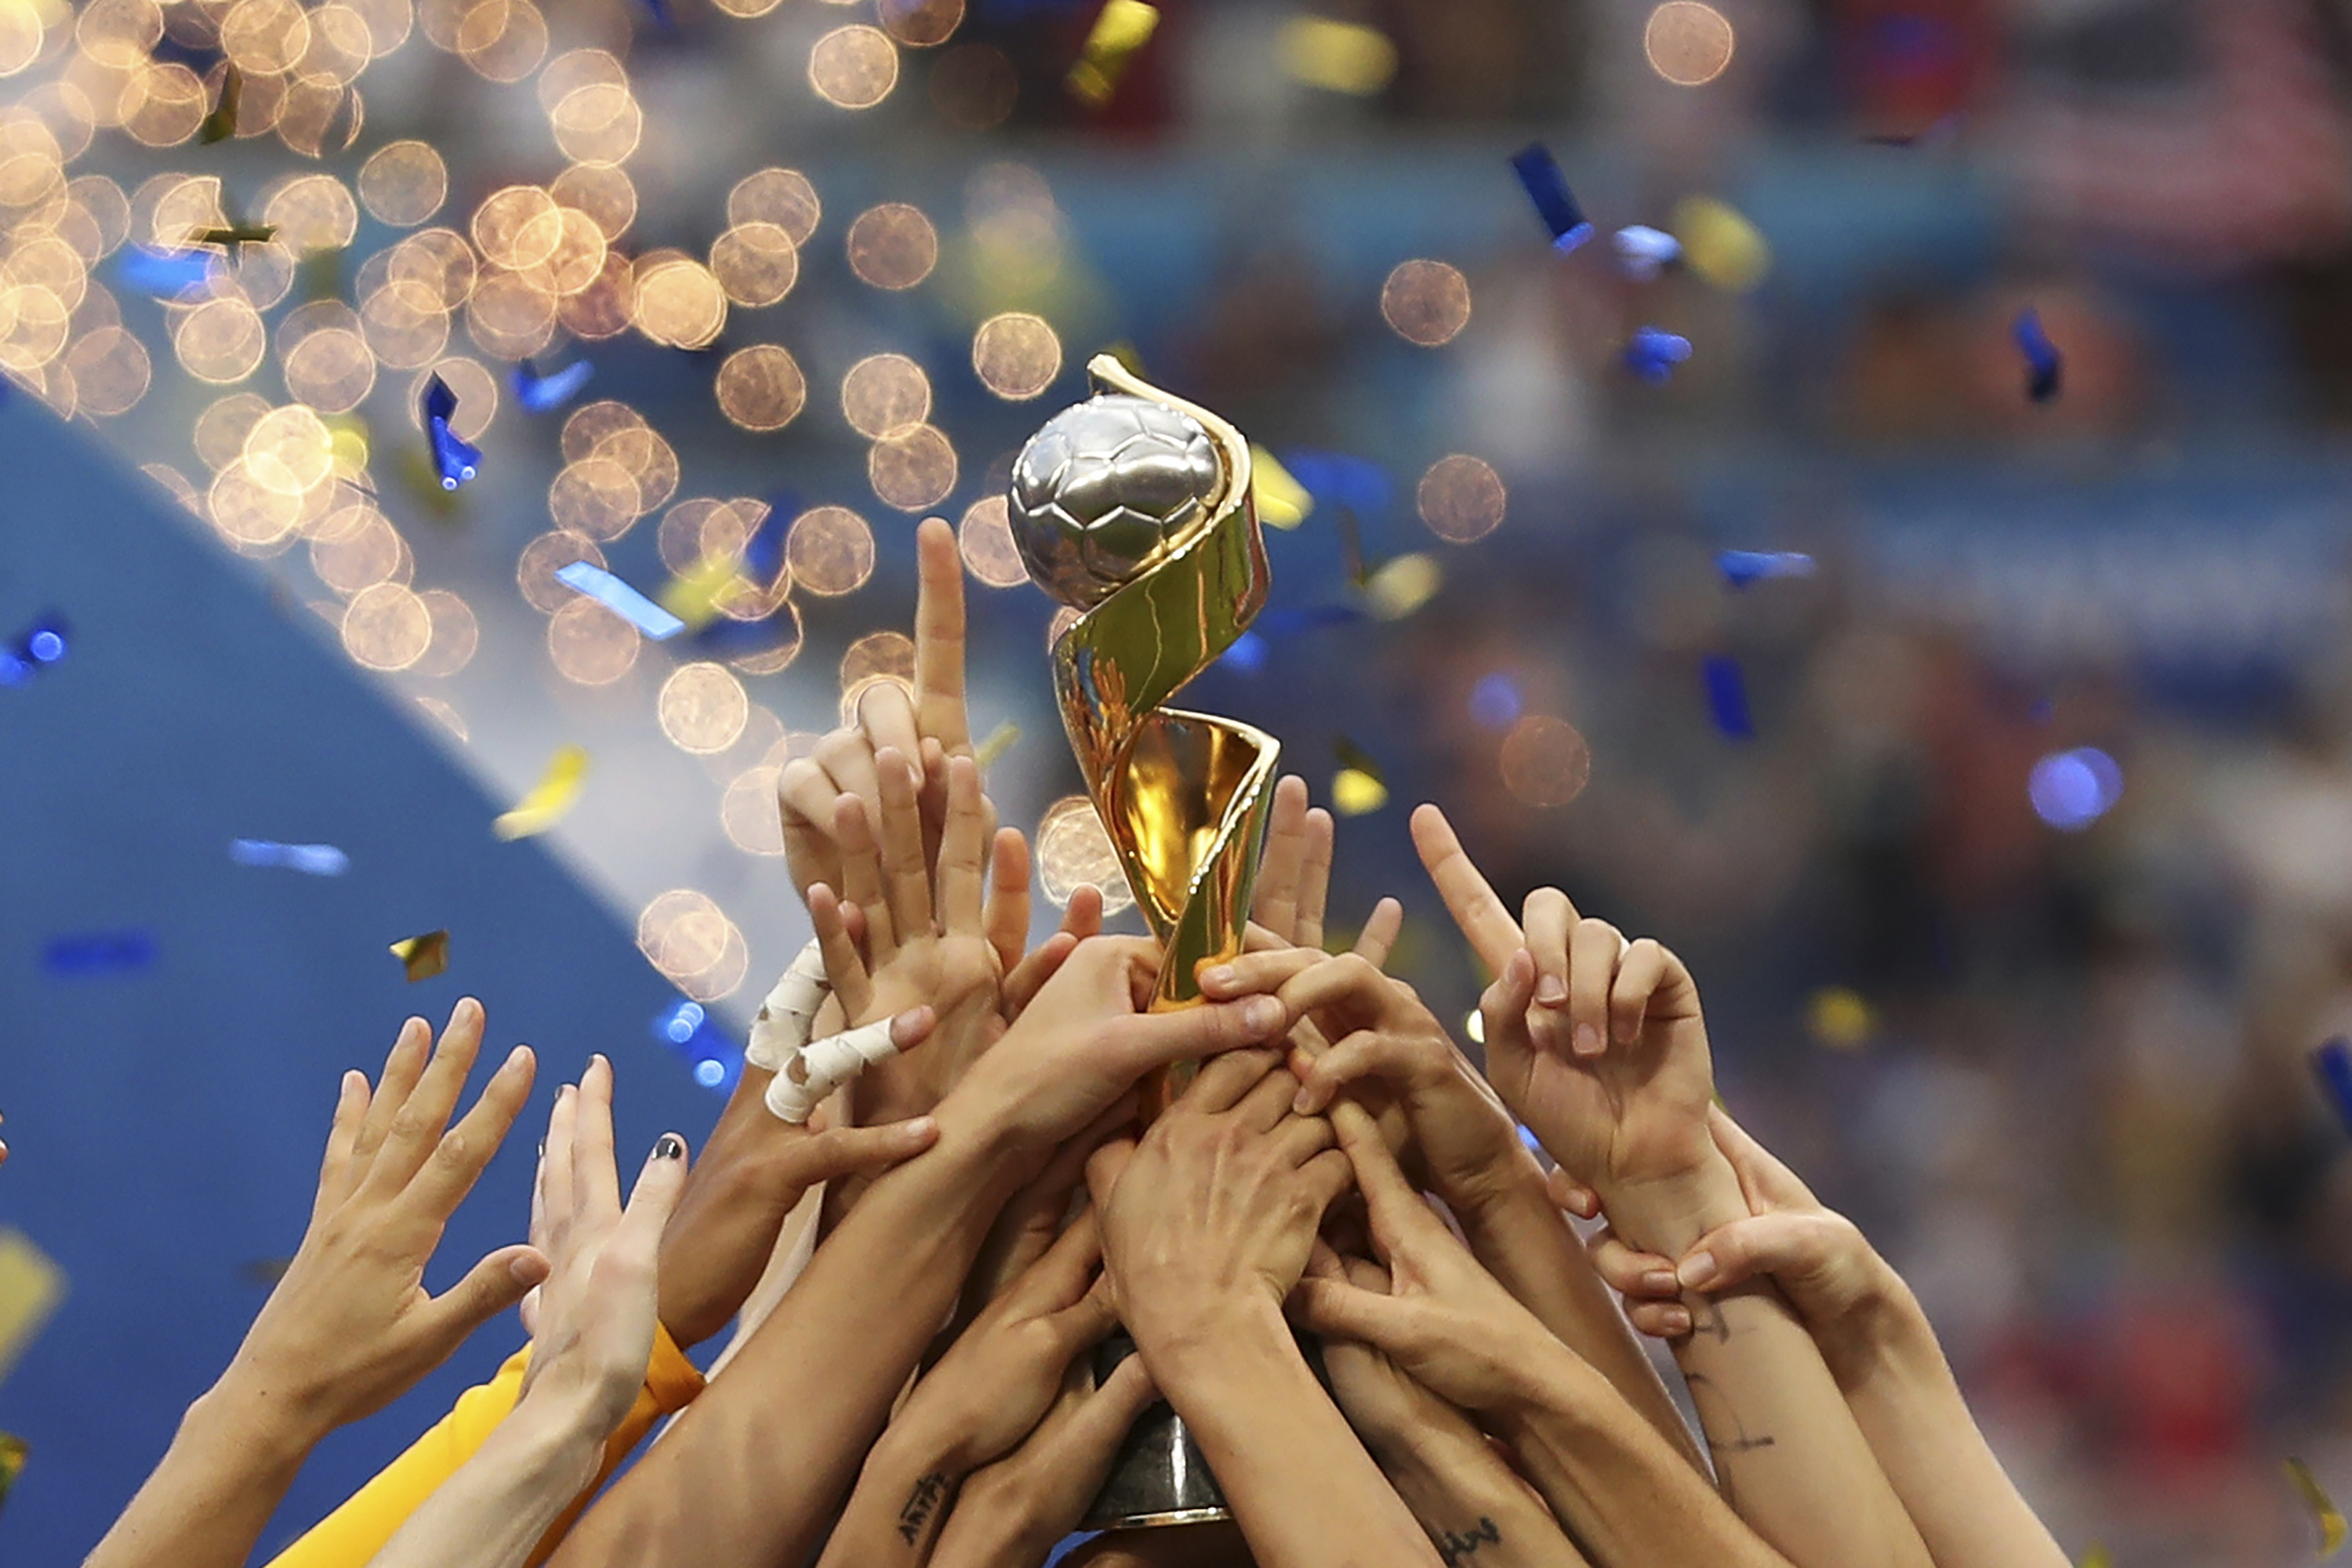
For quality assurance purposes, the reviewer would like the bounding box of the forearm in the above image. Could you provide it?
[1148,1301,1437,1568]
[1489,1345,1787,1568]
[815,1421,960,1568]
[1606,1160,1929,1568]
[924,1488,1054,1568]
[363,1399,604,1568]
[1370,1418,1590,1568]
[549,1130,1019,1568]
[1455,1168,1700,1471]
[1842,1288,2069,1568]
[85,1377,315,1568]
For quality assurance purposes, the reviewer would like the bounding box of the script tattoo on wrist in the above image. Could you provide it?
[896,1471,949,1546]
[1438,1516,1502,1565]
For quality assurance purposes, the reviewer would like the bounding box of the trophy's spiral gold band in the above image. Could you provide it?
[1048,355,1282,1014]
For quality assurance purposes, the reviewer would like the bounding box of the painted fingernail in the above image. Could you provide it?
[1535,975,1568,1005]
[1245,996,1284,1033]
[1641,1270,1679,1294]
[1573,1024,1602,1055]
[1678,1252,1717,1288]
[655,1134,685,1160]
[1202,965,1236,991]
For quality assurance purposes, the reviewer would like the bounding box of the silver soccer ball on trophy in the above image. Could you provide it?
[1007,394,1222,610]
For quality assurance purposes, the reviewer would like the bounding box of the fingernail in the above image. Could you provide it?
[1573,1024,1602,1055]
[1661,1308,1691,1335]
[655,1134,685,1160]
[906,1116,938,1140]
[1535,975,1568,1004]
[1641,1270,1679,1294]
[1292,1087,1315,1115]
[1678,1252,1716,1288]
[1202,965,1236,991]
[505,1044,531,1070]
[1245,996,1284,1033]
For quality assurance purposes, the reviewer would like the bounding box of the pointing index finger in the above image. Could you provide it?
[913,517,971,756]
[1410,804,1523,972]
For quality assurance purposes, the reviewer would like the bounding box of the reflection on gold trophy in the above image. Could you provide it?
[1007,354,1283,1530]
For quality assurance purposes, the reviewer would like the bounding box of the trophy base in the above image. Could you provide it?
[1080,1331,1229,1530]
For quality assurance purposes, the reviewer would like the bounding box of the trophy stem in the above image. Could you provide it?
[1080,1334,1229,1531]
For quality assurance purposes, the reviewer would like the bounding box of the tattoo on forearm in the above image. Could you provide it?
[1437,1516,1502,1565]
[1686,1298,1733,1345]
[1681,1373,1776,1505]
[896,1472,949,1546]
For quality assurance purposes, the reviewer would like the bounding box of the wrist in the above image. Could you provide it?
[486,1387,610,1494]
[1595,1149,1748,1256]
[1131,1290,1293,1396]
[204,1358,339,1461]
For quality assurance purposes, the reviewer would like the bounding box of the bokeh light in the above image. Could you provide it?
[846,201,936,290]
[631,253,726,349]
[971,311,1060,399]
[517,530,605,612]
[545,594,639,684]
[340,581,431,671]
[1381,260,1471,347]
[357,141,446,226]
[728,168,820,246]
[840,352,930,437]
[808,24,898,110]
[659,662,750,754]
[1644,2,1736,87]
[720,765,786,855]
[713,343,805,431]
[868,423,956,511]
[1497,716,1593,809]
[2029,747,2123,831]
[1417,454,1506,543]
[709,222,797,307]
[837,630,916,721]
[957,495,1027,587]
[786,505,875,596]
[1036,795,1134,914]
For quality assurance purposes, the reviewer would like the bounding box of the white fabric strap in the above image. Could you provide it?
[764,1018,903,1125]
[745,940,831,1072]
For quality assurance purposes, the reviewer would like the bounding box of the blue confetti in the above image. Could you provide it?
[1280,450,1391,517]
[637,0,673,27]
[230,839,350,875]
[1468,673,1523,728]
[741,498,793,588]
[1613,224,1681,281]
[653,998,741,1094]
[2314,1037,2352,1136]
[2,615,67,689]
[1509,143,1595,255]
[1701,655,1755,739]
[1716,550,1817,589]
[423,374,481,491]
[2027,746,2122,831]
[114,247,212,297]
[0,651,27,687]
[1220,630,1269,675]
[1623,326,1693,383]
[554,561,686,640]
[512,357,594,413]
[2013,308,2062,404]
[45,930,157,976]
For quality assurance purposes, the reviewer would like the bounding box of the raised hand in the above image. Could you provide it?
[1199,949,1526,1218]
[779,517,974,900]
[1411,805,1718,1232]
[1087,1047,1351,1355]
[1248,774,1404,964]
[232,1000,545,1436]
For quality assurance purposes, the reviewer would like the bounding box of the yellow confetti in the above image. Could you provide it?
[1363,553,1442,620]
[0,1229,64,1388]
[0,1432,24,1515]
[975,720,1021,769]
[2074,1547,2111,1568]
[2288,1457,2348,1558]
[657,556,741,634]
[1672,195,1771,293]
[1252,445,1312,531]
[1805,986,1875,1050]
[493,745,590,841]
[1332,735,1388,816]
[1067,0,1159,107]
[389,929,450,982]
[1279,17,1398,96]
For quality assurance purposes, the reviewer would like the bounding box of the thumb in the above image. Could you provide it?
[1478,951,1537,1057]
[1290,1275,1407,1352]
[1330,1101,1442,1263]
[1705,1103,1817,1212]
[427,1242,549,1347]
[1104,994,1287,1078]
[786,1116,942,1187]
[1676,1210,1838,1295]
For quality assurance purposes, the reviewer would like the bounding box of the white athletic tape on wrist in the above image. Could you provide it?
[764,1018,903,1125]
[744,940,831,1072]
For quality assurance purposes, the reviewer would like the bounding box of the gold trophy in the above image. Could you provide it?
[1007,355,1283,1529]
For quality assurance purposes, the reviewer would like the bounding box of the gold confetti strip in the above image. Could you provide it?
[1066,0,1156,107]
[1251,445,1311,530]
[493,744,590,840]
[2074,1547,2111,1568]
[975,720,1021,770]
[2288,1457,2348,1558]
[0,1229,64,1387]
[389,928,451,982]
[1805,987,1875,1051]
[1333,735,1388,817]
[0,1432,23,1516]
